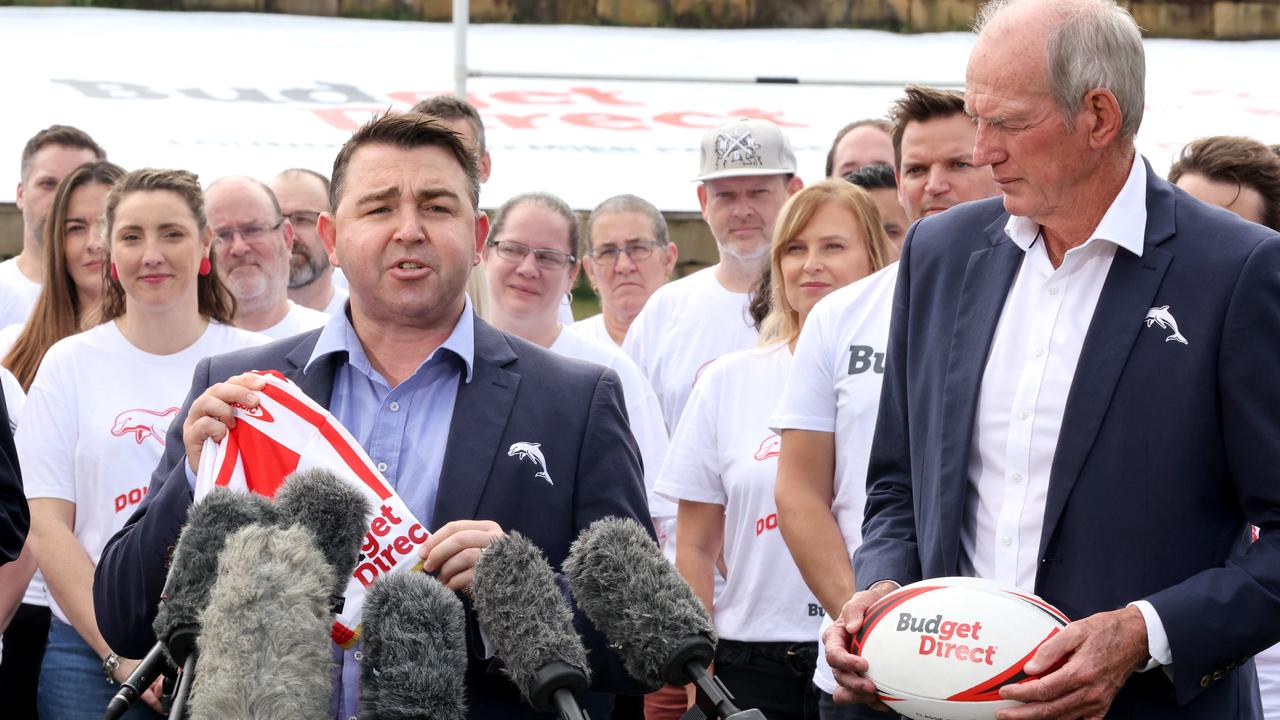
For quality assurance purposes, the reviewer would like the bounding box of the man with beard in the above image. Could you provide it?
[271,168,348,315]
[205,176,329,339]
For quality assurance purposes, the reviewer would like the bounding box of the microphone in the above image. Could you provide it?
[273,468,372,601]
[471,531,592,720]
[564,518,764,720]
[102,641,172,720]
[152,488,278,667]
[359,572,468,720]
[188,524,335,720]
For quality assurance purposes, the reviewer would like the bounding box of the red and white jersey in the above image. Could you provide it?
[655,343,821,642]
[194,371,429,648]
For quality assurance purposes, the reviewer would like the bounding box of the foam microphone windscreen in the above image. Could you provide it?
[563,517,715,687]
[360,572,468,720]
[471,531,591,701]
[152,488,277,661]
[189,524,335,720]
[274,467,372,595]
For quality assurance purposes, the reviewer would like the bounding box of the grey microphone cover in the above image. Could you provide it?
[471,531,591,700]
[152,488,277,654]
[563,516,715,687]
[274,467,372,595]
[360,572,468,720]
[190,524,334,720]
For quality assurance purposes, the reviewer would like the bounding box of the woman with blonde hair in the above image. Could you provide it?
[18,168,268,719]
[655,179,895,719]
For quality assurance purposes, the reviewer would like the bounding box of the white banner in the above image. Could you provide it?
[1,7,1276,212]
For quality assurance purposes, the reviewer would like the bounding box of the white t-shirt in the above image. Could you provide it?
[549,327,673,519]
[323,285,349,317]
[769,262,898,692]
[18,320,268,625]
[655,343,821,642]
[623,266,757,432]
[0,258,41,330]
[258,300,329,341]
[0,323,23,360]
[569,313,617,347]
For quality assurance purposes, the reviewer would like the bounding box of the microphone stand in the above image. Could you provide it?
[530,660,591,720]
[663,637,766,720]
[167,649,198,720]
[102,643,176,720]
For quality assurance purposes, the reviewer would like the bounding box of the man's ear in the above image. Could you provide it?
[479,151,492,184]
[696,183,709,215]
[662,242,680,277]
[281,219,296,252]
[1083,88,1124,150]
[786,175,804,196]
[474,211,490,258]
[318,212,339,268]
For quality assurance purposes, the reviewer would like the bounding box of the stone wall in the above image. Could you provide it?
[6,0,1277,37]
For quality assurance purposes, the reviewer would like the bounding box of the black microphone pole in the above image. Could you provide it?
[664,636,766,720]
[167,649,198,720]
[102,642,175,720]
[528,660,591,720]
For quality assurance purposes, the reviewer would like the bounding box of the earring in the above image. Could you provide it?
[199,257,211,276]
[110,263,118,282]
[565,291,573,304]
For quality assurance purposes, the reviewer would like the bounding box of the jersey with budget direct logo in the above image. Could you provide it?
[194,370,430,648]
[655,343,821,642]
[17,321,267,626]
[769,262,898,692]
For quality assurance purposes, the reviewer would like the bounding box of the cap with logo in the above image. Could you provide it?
[694,118,797,182]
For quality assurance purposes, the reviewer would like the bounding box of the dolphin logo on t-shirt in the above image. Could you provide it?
[754,433,782,462]
[111,407,180,446]
[508,442,553,485]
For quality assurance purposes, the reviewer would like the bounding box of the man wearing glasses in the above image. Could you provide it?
[573,194,678,347]
[205,176,330,339]
[271,168,349,315]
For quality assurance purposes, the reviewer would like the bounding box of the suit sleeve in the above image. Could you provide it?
[0,381,27,565]
[94,357,212,658]
[853,225,923,591]
[1147,235,1280,704]
[572,366,658,695]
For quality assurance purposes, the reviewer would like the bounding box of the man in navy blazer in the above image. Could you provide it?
[94,113,654,718]
[824,1,1280,718]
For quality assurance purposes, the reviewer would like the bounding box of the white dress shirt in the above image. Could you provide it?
[962,156,1171,668]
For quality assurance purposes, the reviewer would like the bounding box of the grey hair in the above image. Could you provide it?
[488,191,581,259]
[584,194,670,260]
[975,0,1145,139]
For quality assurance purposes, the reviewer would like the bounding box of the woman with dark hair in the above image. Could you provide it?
[656,180,896,719]
[17,169,268,719]
[0,160,122,715]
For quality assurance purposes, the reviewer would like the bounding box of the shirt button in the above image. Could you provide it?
[354,651,364,661]
[376,462,388,473]
[1018,410,1030,420]
[1048,286,1060,296]
[389,401,400,412]
[1001,536,1013,546]
[1011,473,1022,483]
[1033,347,1044,357]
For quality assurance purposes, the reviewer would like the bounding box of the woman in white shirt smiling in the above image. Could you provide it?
[480,191,671,527]
[655,180,896,719]
[18,169,267,719]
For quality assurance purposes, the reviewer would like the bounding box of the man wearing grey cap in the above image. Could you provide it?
[622,118,802,719]
[624,118,803,431]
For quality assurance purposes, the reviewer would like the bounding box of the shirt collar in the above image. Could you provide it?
[306,294,475,384]
[1004,154,1148,258]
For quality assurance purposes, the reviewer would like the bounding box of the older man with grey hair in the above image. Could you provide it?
[822,0,1280,718]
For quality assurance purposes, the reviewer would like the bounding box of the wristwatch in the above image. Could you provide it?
[102,652,120,683]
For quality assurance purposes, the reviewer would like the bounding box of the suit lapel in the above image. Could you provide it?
[283,332,338,411]
[1038,165,1177,561]
[936,220,1023,574]
[431,320,520,526]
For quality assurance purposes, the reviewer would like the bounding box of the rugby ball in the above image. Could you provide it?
[852,577,1069,720]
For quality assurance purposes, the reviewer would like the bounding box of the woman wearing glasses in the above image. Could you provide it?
[480,191,670,523]
[654,180,897,720]
[18,169,268,719]
[573,194,678,347]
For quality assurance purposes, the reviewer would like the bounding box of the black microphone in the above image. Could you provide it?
[188,524,335,719]
[152,488,278,667]
[102,641,173,720]
[359,572,468,720]
[273,467,372,603]
[472,532,592,720]
[564,518,764,720]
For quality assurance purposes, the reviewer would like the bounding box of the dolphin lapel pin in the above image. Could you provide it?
[508,442,553,485]
[1144,305,1188,345]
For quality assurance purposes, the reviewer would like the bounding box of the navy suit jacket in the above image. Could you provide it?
[0,380,27,565]
[95,316,655,718]
[855,161,1280,718]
